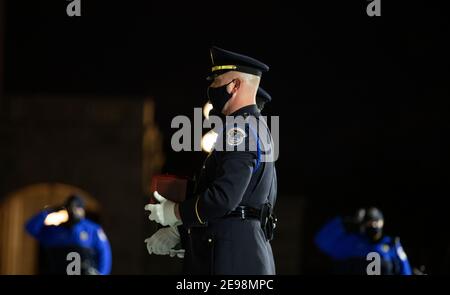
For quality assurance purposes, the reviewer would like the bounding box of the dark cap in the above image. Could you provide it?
[65,194,85,208]
[256,87,272,112]
[257,87,272,103]
[356,207,384,224]
[207,46,269,80]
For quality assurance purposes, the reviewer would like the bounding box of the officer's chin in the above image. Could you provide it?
[375,232,383,240]
[369,232,383,243]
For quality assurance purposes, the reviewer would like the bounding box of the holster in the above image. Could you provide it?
[260,203,277,241]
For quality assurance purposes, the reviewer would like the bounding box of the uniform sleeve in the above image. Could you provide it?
[314,217,360,260]
[93,226,112,275]
[179,151,256,228]
[394,239,412,275]
[25,210,50,240]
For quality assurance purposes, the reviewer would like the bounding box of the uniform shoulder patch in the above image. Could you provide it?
[396,245,407,261]
[226,127,247,146]
[97,228,107,241]
[79,230,89,241]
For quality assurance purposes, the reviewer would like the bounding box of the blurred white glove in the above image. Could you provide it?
[44,210,69,226]
[144,226,182,256]
[144,191,182,227]
[169,248,185,259]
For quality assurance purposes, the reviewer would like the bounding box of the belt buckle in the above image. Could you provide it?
[240,207,246,220]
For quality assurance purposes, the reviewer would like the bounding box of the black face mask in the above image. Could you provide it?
[365,226,383,242]
[62,205,83,227]
[207,80,235,114]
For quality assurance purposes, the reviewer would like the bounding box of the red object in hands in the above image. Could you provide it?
[149,174,190,204]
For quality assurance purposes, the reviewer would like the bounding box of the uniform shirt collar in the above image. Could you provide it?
[229,104,260,117]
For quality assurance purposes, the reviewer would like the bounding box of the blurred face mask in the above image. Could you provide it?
[360,219,383,242]
[365,226,383,241]
[207,79,235,113]
[64,205,85,227]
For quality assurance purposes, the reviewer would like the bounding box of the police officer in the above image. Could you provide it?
[25,195,112,275]
[145,46,277,275]
[314,207,412,275]
[256,87,272,112]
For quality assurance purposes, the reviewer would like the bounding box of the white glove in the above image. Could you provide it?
[144,191,182,227]
[169,248,185,259]
[144,226,182,256]
[44,210,69,226]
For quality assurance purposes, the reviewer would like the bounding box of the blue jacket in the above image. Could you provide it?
[25,210,112,275]
[315,217,412,275]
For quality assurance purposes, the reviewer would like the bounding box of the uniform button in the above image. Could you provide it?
[208,238,212,243]
[187,228,191,234]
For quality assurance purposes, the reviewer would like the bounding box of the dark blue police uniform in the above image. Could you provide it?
[315,217,412,275]
[178,47,277,275]
[26,209,112,275]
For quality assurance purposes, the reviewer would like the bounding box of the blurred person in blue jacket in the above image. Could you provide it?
[25,195,112,275]
[315,207,412,275]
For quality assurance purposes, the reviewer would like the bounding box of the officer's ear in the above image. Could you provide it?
[231,79,241,93]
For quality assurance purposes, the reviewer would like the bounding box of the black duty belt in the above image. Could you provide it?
[224,204,277,241]
[225,206,261,220]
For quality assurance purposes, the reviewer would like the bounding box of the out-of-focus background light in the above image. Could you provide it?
[201,130,218,153]
[203,102,213,119]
